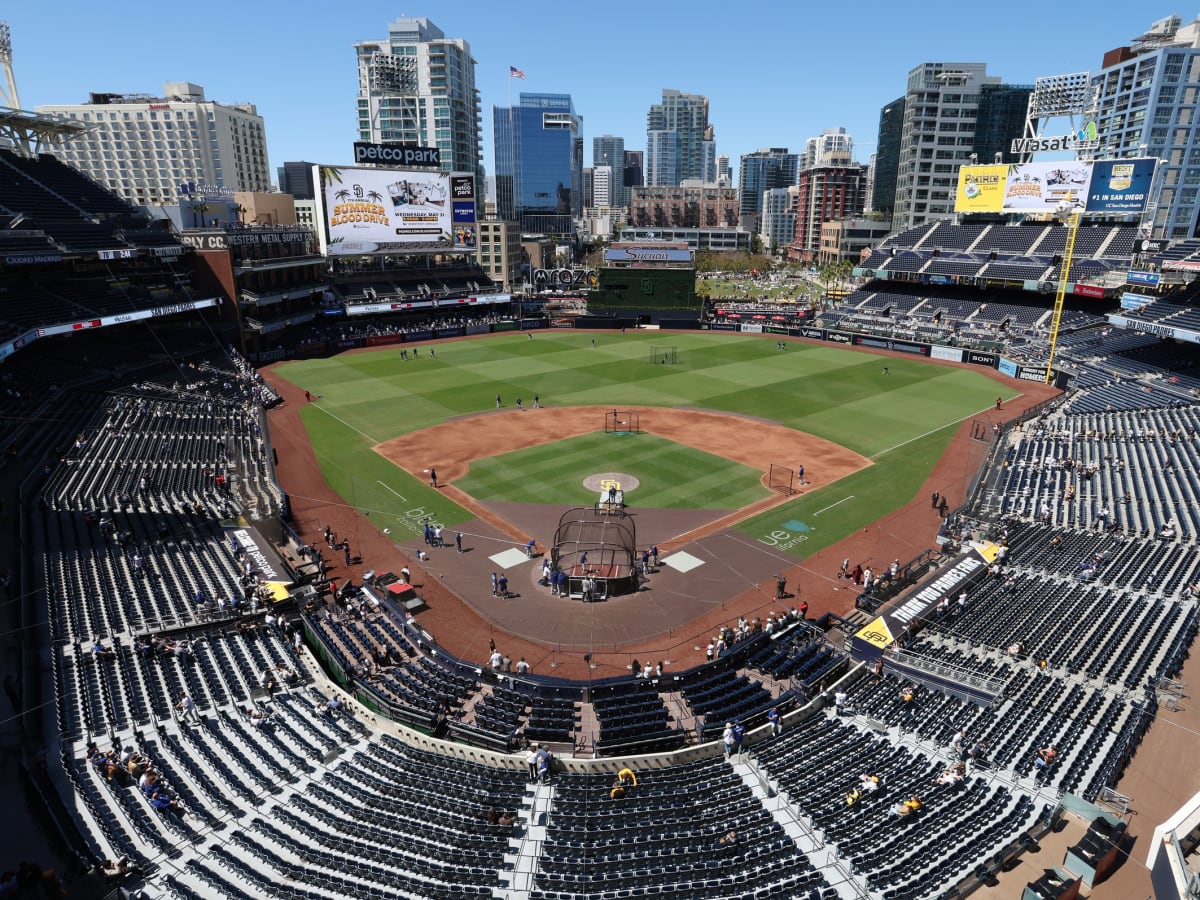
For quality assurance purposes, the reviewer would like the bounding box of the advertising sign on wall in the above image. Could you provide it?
[930,345,963,362]
[954,165,1008,213]
[1127,270,1161,286]
[315,164,476,255]
[1003,162,1092,211]
[1084,158,1156,213]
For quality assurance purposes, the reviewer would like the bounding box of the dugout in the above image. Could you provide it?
[551,506,638,601]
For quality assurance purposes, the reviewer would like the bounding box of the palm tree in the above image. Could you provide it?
[233,204,247,225]
[191,203,211,228]
[334,189,352,203]
[366,190,383,205]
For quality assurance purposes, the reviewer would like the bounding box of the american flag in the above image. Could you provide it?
[509,66,526,79]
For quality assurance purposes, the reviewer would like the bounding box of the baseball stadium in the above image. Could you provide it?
[2,51,1200,900]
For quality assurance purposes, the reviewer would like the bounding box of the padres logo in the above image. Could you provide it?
[600,478,622,492]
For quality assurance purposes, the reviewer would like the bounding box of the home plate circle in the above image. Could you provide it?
[583,472,639,492]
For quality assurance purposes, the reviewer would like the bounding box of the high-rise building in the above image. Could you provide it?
[493,92,583,235]
[623,150,644,195]
[802,128,854,169]
[793,154,868,261]
[592,166,614,207]
[885,63,1028,231]
[1093,14,1200,237]
[738,148,800,227]
[278,161,317,200]
[36,82,270,208]
[646,89,714,186]
[593,135,627,205]
[582,167,595,208]
[871,97,905,222]
[354,17,483,181]
[759,186,798,254]
[715,154,732,187]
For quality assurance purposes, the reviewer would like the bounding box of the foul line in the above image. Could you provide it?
[311,403,380,445]
[870,403,998,459]
[813,495,855,517]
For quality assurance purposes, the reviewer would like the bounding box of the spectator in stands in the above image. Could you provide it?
[99,858,140,880]
[718,829,739,848]
[525,745,539,781]
[1034,744,1058,772]
[934,763,966,786]
[722,723,735,759]
[176,691,201,725]
[1007,641,1024,658]
[498,810,516,827]
[845,785,863,807]
[536,746,551,783]
[967,739,989,767]
[731,722,746,757]
[833,687,848,716]
[892,796,922,818]
[859,773,881,793]
[90,638,116,660]
[950,729,966,759]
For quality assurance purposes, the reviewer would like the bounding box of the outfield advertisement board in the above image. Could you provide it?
[794,327,826,340]
[852,335,930,355]
[314,164,476,255]
[998,358,1019,378]
[965,351,998,368]
[930,345,963,362]
[954,165,1008,213]
[1003,162,1092,211]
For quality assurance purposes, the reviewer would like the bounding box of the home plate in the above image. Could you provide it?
[490,547,531,569]
[663,551,705,573]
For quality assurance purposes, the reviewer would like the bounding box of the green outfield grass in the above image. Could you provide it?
[456,432,770,509]
[278,332,1016,556]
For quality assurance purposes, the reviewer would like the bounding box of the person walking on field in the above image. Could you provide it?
[496,394,502,409]
[429,467,437,488]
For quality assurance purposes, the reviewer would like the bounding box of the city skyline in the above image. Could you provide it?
[6,1,1188,189]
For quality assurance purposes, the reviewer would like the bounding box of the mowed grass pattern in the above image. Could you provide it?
[457,432,770,509]
[278,332,1015,556]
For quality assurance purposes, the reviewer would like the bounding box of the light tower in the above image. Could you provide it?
[0,22,19,110]
[1014,72,1100,163]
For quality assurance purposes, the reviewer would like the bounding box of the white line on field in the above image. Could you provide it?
[870,404,997,458]
[814,496,855,517]
[312,404,379,444]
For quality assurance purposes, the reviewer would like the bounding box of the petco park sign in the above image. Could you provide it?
[353,141,440,167]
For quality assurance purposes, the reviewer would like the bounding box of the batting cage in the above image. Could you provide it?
[604,409,642,435]
[551,506,638,601]
[650,345,678,365]
[767,463,798,495]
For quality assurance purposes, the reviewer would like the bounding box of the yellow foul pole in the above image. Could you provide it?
[1045,209,1081,385]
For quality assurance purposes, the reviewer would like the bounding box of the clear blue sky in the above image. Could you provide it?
[7,1,1185,181]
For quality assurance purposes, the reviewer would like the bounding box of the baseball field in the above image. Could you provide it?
[274,331,1013,559]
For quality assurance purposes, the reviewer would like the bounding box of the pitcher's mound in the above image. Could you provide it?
[583,472,640,492]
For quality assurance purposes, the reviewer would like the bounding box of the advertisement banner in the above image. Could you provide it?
[520,319,548,330]
[294,340,328,357]
[434,327,465,339]
[794,327,826,340]
[403,330,434,342]
[1107,315,1195,342]
[965,351,998,368]
[493,321,518,332]
[954,165,1008,213]
[852,335,930,355]
[1121,292,1152,310]
[1003,162,1092,211]
[1127,270,1161,286]
[708,322,738,332]
[765,326,789,335]
[332,338,366,351]
[740,323,764,334]
[1085,158,1156,213]
[366,334,403,347]
[1073,283,1105,298]
[930,345,963,362]
[318,164,473,254]
[998,358,1018,378]
[465,323,492,336]
[825,330,854,344]
[1017,365,1049,382]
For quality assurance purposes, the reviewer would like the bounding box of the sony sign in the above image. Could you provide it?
[353,142,441,167]
[1010,134,1100,154]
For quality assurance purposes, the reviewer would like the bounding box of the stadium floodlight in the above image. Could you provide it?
[0,21,20,110]
[1029,72,1094,119]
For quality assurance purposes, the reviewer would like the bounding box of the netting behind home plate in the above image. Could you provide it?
[551,506,638,599]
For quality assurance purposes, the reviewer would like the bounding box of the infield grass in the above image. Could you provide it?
[278,332,1015,556]
[457,432,770,509]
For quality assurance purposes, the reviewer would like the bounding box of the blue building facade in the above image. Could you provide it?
[494,93,583,235]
